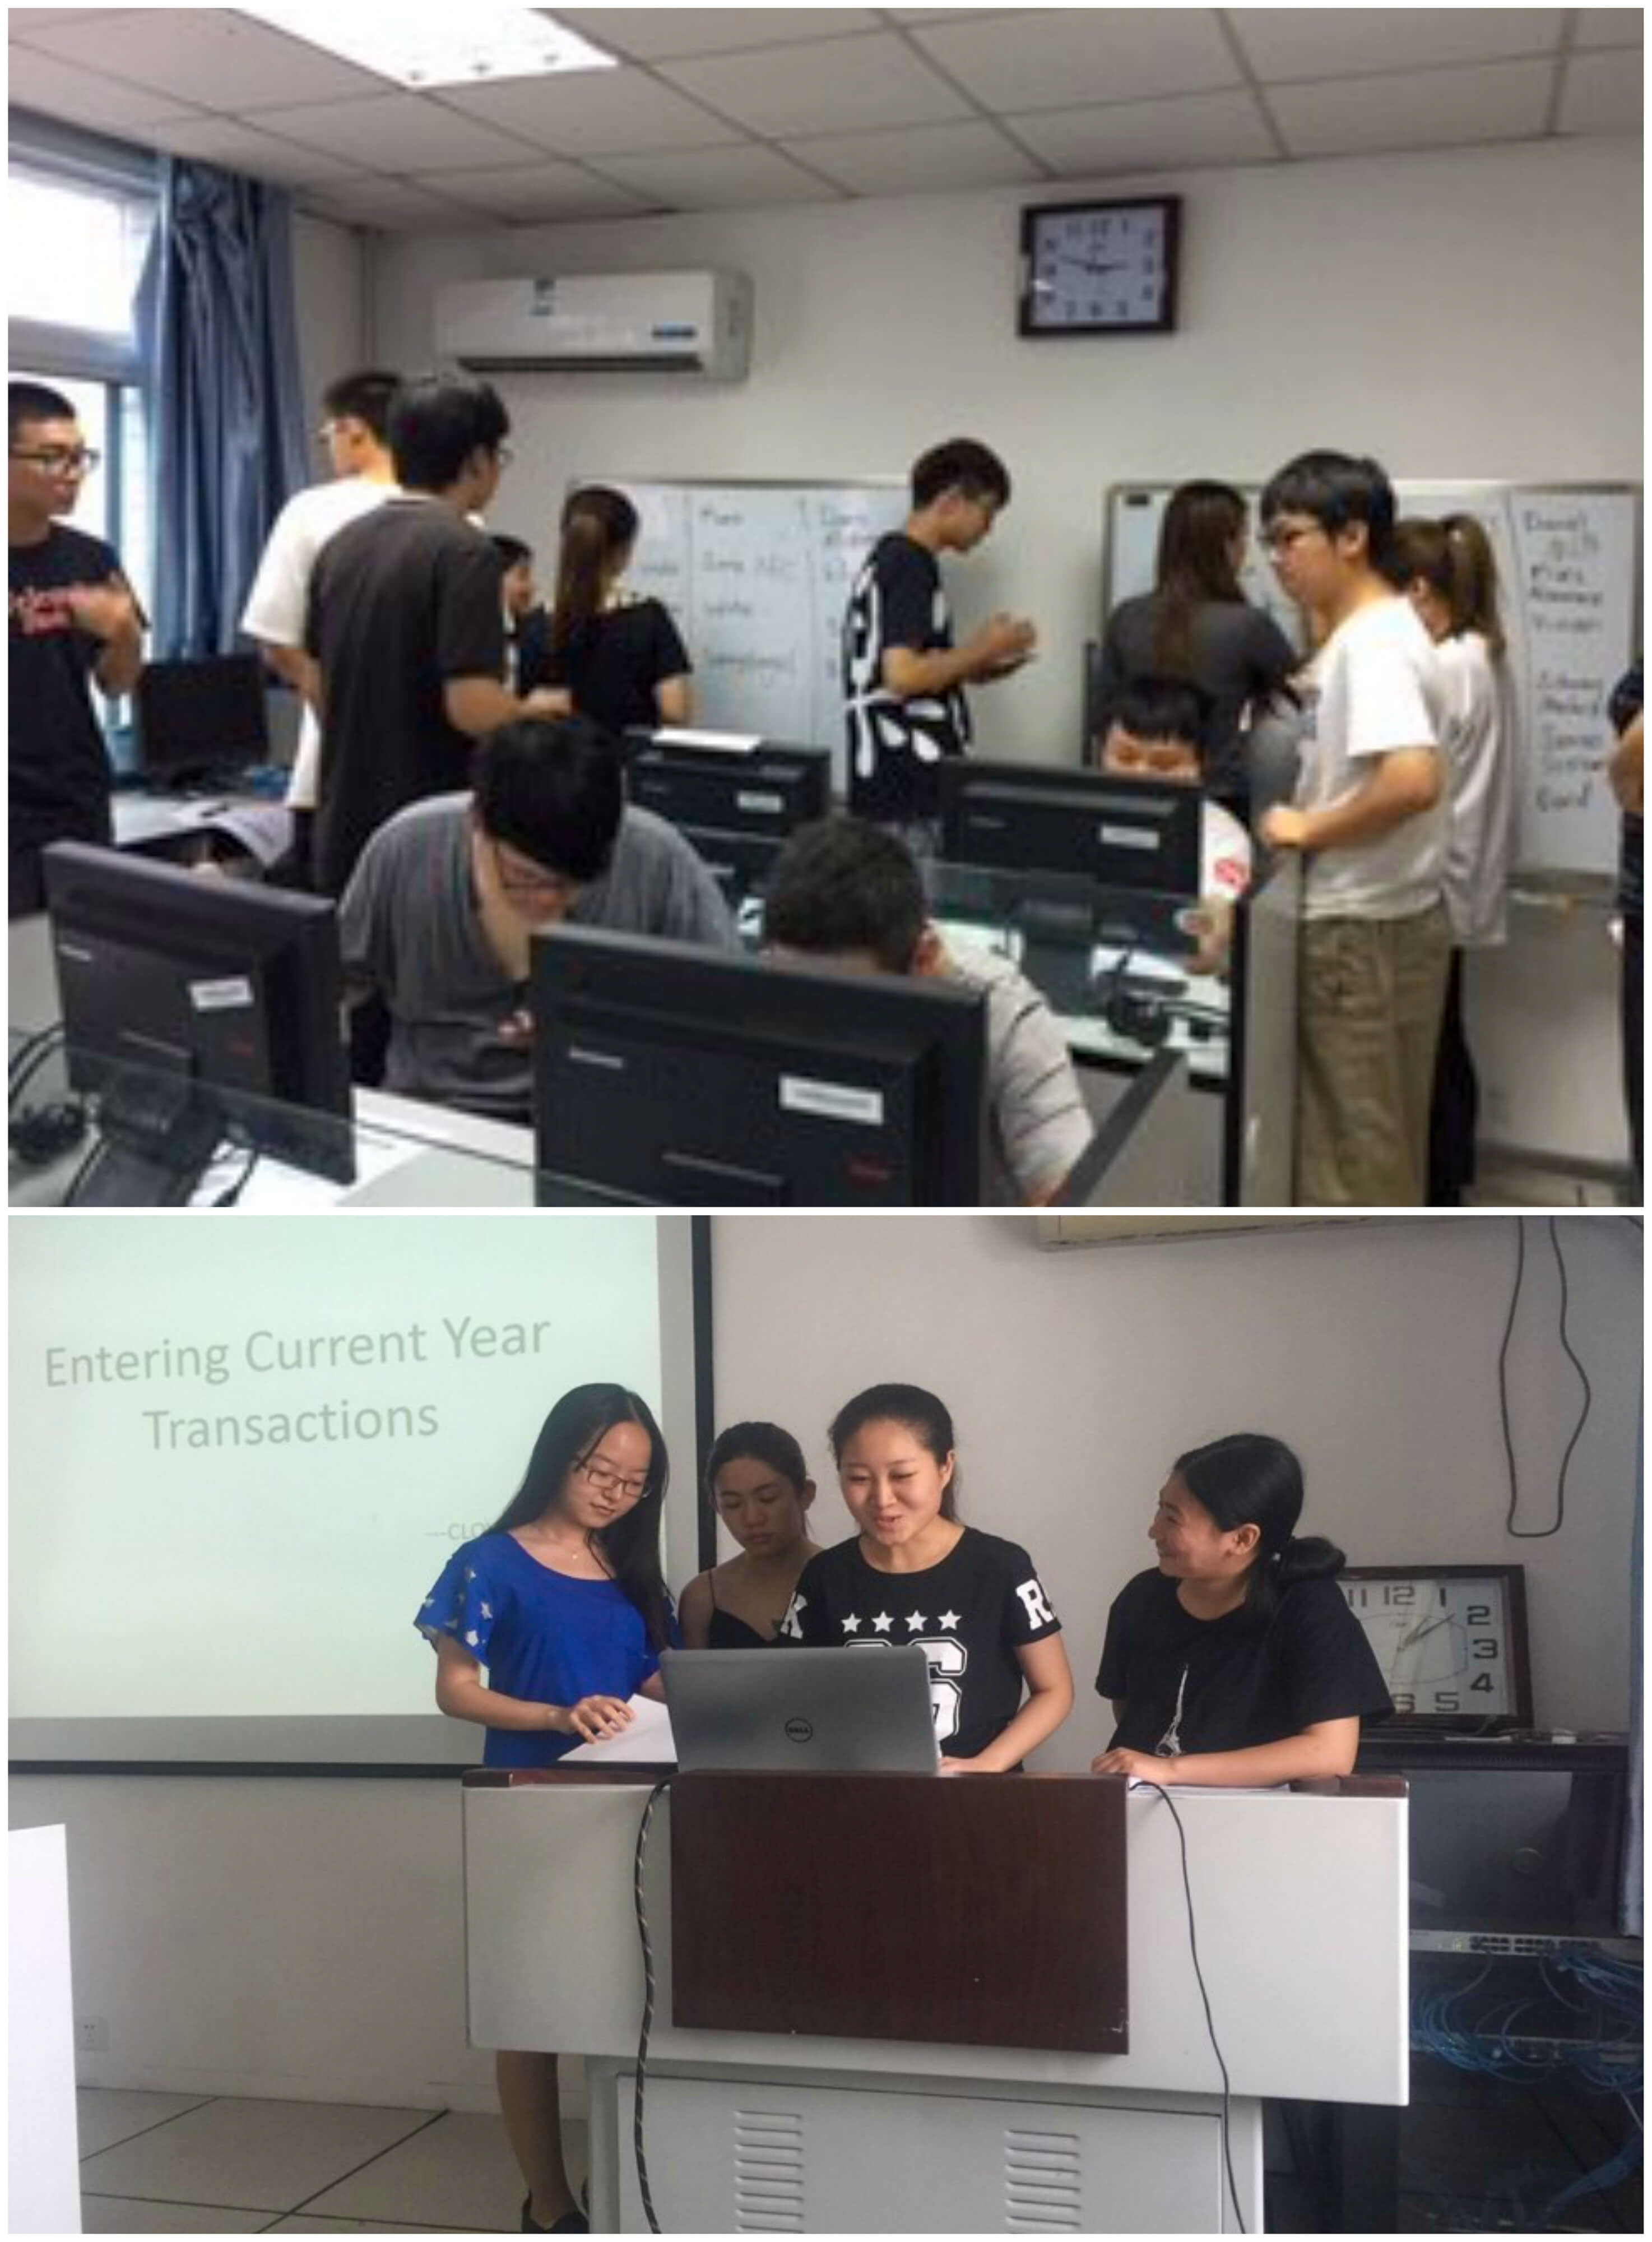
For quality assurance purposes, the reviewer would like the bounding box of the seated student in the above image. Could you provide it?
[340,715,736,1122]
[1090,1433,1391,1786]
[763,816,1093,1207]
[491,532,553,699]
[1095,673,1254,920]
[781,1383,1074,1773]
[680,1421,821,1649]
[540,485,692,734]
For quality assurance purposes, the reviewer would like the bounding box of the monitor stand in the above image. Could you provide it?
[1015,892,1098,1017]
[74,1077,227,1207]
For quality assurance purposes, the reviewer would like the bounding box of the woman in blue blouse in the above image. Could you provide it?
[417,1382,676,2234]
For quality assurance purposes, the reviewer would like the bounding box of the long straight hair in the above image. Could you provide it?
[1173,1432,1344,1625]
[551,484,639,666]
[1152,479,1249,674]
[490,1382,672,1650]
[1441,512,1507,659]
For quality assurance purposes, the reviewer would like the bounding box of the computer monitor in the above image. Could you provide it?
[42,842,354,1205]
[133,654,270,786]
[530,925,987,1206]
[660,1647,940,1774]
[940,759,1201,898]
[621,733,832,902]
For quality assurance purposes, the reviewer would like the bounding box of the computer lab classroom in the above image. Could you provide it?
[6,4,1644,1212]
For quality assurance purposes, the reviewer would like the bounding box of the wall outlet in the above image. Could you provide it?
[75,2016,109,2054]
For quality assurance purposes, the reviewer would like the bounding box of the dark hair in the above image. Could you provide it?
[1377,515,1453,603]
[1109,675,1213,767]
[10,380,78,438]
[1441,513,1507,660]
[387,374,509,492]
[1171,1432,1344,1624]
[1152,479,1248,673]
[911,438,1011,513]
[471,716,624,881]
[1259,451,1396,571]
[764,817,926,974]
[490,533,533,572]
[828,1383,960,1522]
[552,485,640,665]
[489,1383,672,1650]
[321,368,401,446]
[705,1421,810,1495]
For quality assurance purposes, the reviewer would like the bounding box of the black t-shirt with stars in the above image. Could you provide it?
[781,1526,1061,1762]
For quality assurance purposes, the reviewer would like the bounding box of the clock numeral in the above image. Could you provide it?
[1466,1603,1491,1623]
[1472,1637,1500,1660]
[1432,1693,1460,1712]
[1347,1585,1368,1608]
[1383,1585,1416,1606]
[1470,1674,1496,1694]
[1392,1692,1416,1713]
[1438,1586,1449,1606]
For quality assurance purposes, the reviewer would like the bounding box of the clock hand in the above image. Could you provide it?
[1398,1612,1454,1651]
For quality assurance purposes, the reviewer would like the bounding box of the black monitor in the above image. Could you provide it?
[621,733,832,902]
[41,842,354,1205]
[940,759,1201,898]
[530,925,986,1206]
[134,654,270,786]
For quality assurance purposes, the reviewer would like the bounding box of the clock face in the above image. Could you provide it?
[1339,1570,1523,1722]
[1020,198,1180,336]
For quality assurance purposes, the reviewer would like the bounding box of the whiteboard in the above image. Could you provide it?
[584,479,909,782]
[1103,482,1642,880]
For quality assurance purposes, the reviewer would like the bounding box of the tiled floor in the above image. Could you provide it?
[76,2088,586,2235]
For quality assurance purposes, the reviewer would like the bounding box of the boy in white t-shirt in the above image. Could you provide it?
[240,369,401,881]
[1257,452,1450,1207]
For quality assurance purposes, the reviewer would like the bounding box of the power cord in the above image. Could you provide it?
[1133,1780,1245,2233]
[1499,1218,1593,1539]
[631,1775,675,2236]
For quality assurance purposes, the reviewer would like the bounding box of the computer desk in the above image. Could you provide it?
[113,791,294,869]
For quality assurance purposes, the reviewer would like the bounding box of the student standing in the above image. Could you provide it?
[1257,451,1451,1207]
[782,1383,1074,1772]
[1090,1433,1391,1785]
[540,485,692,735]
[491,533,553,697]
[8,379,145,918]
[680,1422,820,1648]
[1094,478,1297,813]
[843,438,1037,842]
[417,1383,676,2235]
[240,368,401,886]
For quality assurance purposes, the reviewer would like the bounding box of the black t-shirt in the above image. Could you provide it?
[9,525,126,911]
[843,531,969,823]
[1096,593,1298,802]
[307,499,505,896]
[1611,660,1642,918]
[1096,1568,1393,1757]
[781,1526,1061,1762]
[541,598,691,737]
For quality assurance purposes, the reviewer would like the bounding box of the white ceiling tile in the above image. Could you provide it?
[6,44,204,132]
[138,115,368,182]
[912,8,1240,110]
[299,175,480,229]
[1232,8,1567,83]
[1270,59,1556,159]
[1573,9,1645,49]
[786,117,1042,195]
[553,11,881,62]
[596,141,845,209]
[440,66,743,155]
[419,161,652,220]
[1011,88,1278,177]
[657,30,972,135]
[20,9,388,110]
[244,94,544,172]
[1556,50,1645,133]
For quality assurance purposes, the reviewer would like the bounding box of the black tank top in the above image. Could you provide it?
[704,1567,779,1650]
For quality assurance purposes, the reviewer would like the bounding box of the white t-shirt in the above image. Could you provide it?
[1294,595,1450,921]
[1436,631,1514,949]
[1203,798,1252,901]
[241,476,398,809]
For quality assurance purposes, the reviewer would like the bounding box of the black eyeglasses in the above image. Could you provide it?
[11,446,101,475]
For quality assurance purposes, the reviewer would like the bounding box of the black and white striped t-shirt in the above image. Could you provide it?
[843,532,969,823]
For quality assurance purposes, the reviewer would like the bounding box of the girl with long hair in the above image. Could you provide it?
[531,484,692,735]
[681,1420,820,1648]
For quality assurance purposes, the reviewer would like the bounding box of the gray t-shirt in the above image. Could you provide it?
[340,793,736,1119]
[940,942,1093,1206]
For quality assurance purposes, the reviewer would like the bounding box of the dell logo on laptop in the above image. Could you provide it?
[784,1717,814,1744]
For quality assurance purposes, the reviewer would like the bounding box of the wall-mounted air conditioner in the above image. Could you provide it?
[433,271,752,379]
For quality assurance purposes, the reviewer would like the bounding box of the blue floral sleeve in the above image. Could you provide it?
[415,1542,501,1663]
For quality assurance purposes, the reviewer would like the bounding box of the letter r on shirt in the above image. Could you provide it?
[1016,1578,1056,1630]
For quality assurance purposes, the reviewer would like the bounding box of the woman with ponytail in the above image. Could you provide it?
[536,484,693,736]
[415,1382,677,2234]
[1090,1433,1390,1786]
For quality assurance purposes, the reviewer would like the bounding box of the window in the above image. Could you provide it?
[9,168,153,337]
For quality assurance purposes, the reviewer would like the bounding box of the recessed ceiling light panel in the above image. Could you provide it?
[236,5,617,90]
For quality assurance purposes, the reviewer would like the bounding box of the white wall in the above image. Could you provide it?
[368,133,1644,1169]
[291,211,369,425]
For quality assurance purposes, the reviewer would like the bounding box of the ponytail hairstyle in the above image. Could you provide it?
[1379,516,1454,607]
[489,1382,672,1651]
[551,484,640,668]
[1172,1432,1344,1625]
[705,1420,810,1497]
[827,1382,960,1521]
[1151,479,1249,675]
[1441,512,1507,660]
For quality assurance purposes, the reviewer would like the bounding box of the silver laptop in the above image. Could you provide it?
[660,1646,940,1774]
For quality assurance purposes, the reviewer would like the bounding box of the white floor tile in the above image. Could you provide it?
[80,2197,270,2233]
[76,2088,217,2158]
[78,2097,438,2214]
[299,2109,545,2231]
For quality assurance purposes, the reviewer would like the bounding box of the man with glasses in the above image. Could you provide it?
[338,716,735,1122]
[304,374,563,904]
[8,379,145,917]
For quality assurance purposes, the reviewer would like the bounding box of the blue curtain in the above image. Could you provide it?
[136,157,308,659]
